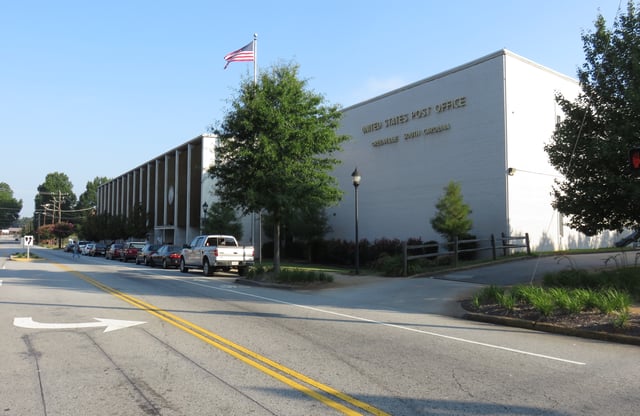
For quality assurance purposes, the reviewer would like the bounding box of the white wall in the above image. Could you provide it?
[503,53,617,250]
[329,51,511,244]
[328,50,616,252]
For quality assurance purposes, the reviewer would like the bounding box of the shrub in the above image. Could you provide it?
[475,285,504,304]
[497,292,516,311]
[276,268,334,284]
[372,254,413,277]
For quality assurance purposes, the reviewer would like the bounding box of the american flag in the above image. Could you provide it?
[224,42,254,69]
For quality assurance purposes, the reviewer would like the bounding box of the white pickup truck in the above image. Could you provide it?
[179,234,254,276]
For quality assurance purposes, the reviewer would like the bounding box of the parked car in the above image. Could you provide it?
[135,243,160,265]
[81,243,94,255]
[149,244,182,268]
[89,243,106,256]
[105,243,123,260]
[120,241,146,262]
[77,240,90,253]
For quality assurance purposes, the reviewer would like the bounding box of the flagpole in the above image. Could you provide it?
[253,33,258,85]
[252,33,258,254]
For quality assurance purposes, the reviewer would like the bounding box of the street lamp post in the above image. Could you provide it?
[201,202,208,234]
[351,168,361,275]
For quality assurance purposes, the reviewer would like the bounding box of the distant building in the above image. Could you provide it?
[96,135,219,245]
[98,50,618,251]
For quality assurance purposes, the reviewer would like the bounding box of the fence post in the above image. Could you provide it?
[491,234,496,260]
[453,236,459,267]
[525,233,531,255]
[501,232,507,256]
[402,241,407,277]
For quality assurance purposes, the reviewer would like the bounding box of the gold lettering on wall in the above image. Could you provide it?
[371,136,400,147]
[360,95,467,148]
[362,121,383,134]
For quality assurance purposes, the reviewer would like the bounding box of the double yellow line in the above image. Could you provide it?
[58,263,390,416]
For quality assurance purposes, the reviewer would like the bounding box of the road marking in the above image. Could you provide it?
[13,317,146,333]
[54,263,389,416]
[172,277,587,366]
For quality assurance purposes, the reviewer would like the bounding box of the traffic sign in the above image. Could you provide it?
[24,235,34,246]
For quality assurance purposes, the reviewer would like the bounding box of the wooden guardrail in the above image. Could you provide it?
[402,232,530,276]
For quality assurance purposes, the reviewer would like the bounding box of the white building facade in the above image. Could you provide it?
[98,50,619,252]
[327,49,617,251]
[96,135,219,246]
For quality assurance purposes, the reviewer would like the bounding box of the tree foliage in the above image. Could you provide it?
[0,182,23,228]
[430,181,473,242]
[203,202,243,239]
[210,63,348,272]
[125,203,150,239]
[545,2,640,235]
[35,172,77,223]
[52,222,74,247]
[78,177,109,209]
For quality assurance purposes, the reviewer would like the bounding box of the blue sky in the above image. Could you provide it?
[0,0,623,216]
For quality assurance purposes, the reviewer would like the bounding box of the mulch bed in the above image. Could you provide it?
[461,299,640,338]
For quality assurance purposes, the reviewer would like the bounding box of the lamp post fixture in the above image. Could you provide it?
[201,202,208,234]
[351,168,361,275]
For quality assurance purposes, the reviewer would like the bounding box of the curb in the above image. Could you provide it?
[9,255,42,262]
[234,278,295,290]
[464,312,640,347]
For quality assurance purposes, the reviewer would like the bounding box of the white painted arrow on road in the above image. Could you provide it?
[14,317,146,333]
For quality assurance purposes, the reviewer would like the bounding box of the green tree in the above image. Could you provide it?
[210,63,348,273]
[35,172,77,223]
[125,203,150,239]
[0,182,23,228]
[545,2,640,235]
[430,181,473,242]
[77,177,109,209]
[203,202,243,238]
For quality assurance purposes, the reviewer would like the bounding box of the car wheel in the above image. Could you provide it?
[162,259,168,269]
[203,259,213,276]
[179,258,189,273]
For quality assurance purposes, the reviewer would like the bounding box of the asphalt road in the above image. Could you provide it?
[2,239,639,415]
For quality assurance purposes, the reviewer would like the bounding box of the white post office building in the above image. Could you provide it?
[97,49,618,251]
[329,49,620,251]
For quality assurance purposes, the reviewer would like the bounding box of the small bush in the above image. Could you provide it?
[613,310,631,328]
[590,289,631,314]
[475,285,504,304]
[371,254,420,276]
[497,292,516,311]
[276,268,334,284]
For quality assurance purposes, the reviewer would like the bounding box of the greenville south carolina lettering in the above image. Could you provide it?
[373,124,451,147]
[371,136,399,147]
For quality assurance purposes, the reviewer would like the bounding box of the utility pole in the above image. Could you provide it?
[39,191,68,224]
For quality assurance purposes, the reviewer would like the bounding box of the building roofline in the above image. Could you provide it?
[98,133,216,189]
[342,49,578,112]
